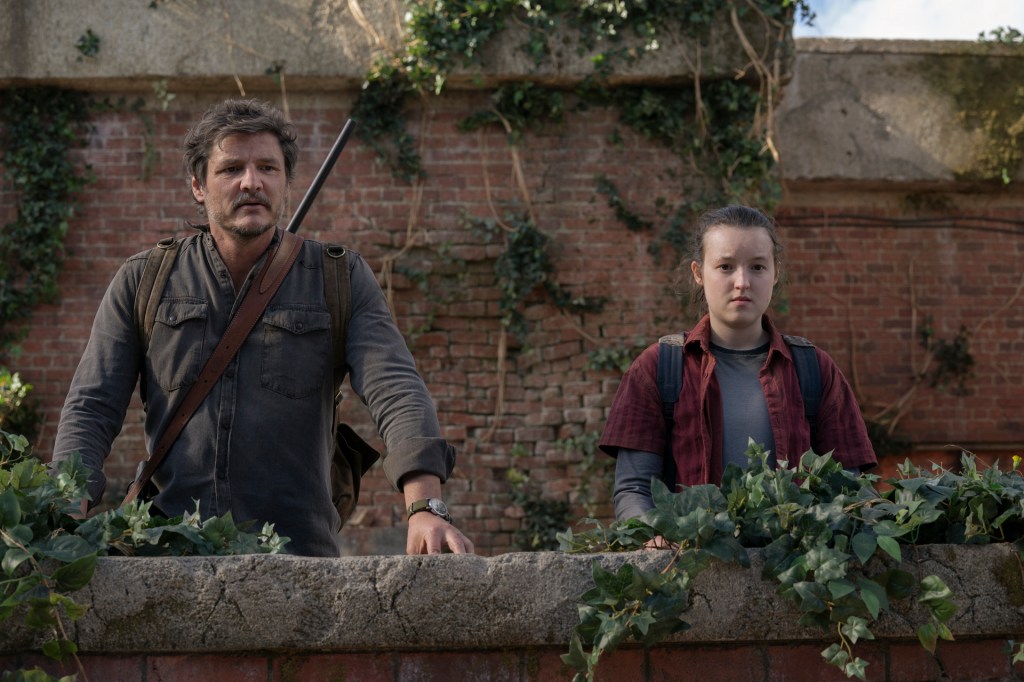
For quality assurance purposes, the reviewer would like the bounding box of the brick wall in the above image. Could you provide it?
[5,90,1023,556]
[4,639,1024,681]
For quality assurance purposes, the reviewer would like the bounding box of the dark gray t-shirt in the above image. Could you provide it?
[710,341,774,470]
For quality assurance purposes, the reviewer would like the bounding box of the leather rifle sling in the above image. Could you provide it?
[121,229,305,507]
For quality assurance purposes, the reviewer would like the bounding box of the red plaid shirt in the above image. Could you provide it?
[599,315,877,485]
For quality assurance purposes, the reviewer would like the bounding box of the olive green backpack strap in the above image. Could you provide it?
[323,243,380,526]
[135,237,182,350]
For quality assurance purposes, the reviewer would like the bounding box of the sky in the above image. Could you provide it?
[792,0,1024,40]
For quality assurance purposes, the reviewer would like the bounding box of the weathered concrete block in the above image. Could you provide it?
[1,544,1021,654]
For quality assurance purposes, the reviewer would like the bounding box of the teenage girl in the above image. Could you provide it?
[600,205,876,521]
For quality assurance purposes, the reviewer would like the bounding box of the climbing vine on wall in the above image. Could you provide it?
[355,0,804,261]
[350,0,807,527]
[0,88,92,357]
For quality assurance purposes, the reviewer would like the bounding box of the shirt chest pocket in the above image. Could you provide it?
[260,307,331,399]
[149,300,208,392]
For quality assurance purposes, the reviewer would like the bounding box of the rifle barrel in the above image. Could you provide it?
[286,118,356,234]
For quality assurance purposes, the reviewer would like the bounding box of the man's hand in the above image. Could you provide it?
[401,471,475,555]
[407,511,474,554]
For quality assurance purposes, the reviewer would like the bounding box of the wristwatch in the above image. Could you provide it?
[407,498,452,524]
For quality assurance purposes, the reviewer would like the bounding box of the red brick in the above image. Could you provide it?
[888,641,943,682]
[767,643,885,682]
[273,653,393,682]
[933,639,1013,681]
[649,644,765,682]
[148,654,269,681]
[396,651,520,681]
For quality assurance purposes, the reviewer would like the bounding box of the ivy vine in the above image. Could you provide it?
[559,444,1024,681]
[0,88,93,357]
[0,430,286,680]
[354,0,802,262]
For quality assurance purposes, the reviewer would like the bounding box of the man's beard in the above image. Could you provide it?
[220,220,277,241]
[207,193,283,241]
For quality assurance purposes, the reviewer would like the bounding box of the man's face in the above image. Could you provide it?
[191,132,288,241]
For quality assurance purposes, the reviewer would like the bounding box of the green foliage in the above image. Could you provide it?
[150,79,176,112]
[594,175,653,233]
[584,344,640,373]
[978,26,1024,44]
[354,1,793,228]
[0,429,286,672]
[265,60,287,86]
[919,320,974,396]
[74,29,100,61]
[559,444,1024,680]
[476,215,605,340]
[352,62,422,183]
[0,368,43,445]
[0,88,92,356]
[460,82,565,142]
[590,79,780,258]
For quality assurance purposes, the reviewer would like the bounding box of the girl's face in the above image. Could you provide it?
[691,224,777,347]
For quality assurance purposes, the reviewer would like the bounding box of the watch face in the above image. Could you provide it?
[428,499,449,516]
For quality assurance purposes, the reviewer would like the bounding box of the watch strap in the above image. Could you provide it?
[407,498,452,523]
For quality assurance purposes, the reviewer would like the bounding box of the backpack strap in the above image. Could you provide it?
[321,243,380,525]
[782,334,822,448]
[135,237,181,350]
[322,243,351,394]
[656,333,686,487]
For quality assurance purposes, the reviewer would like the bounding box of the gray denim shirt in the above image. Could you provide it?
[53,229,455,556]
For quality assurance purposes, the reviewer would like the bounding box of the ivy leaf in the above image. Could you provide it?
[840,616,875,644]
[595,614,628,653]
[918,621,939,653]
[37,534,94,563]
[876,535,902,562]
[2,546,32,576]
[59,594,89,620]
[561,631,590,675]
[876,568,916,600]
[851,531,876,565]
[858,578,889,620]
[51,552,96,592]
[844,656,869,681]
[24,599,57,629]
[6,523,33,545]
[629,609,658,637]
[0,487,21,527]
[793,581,828,614]
[827,579,856,600]
[821,642,848,667]
[41,637,78,661]
[918,575,953,603]
[702,535,748,566]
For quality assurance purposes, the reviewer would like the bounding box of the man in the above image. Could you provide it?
[52,99,472,556]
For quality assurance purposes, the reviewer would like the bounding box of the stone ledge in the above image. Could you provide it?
[1,544,1021,654]
[0,0,786,90]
